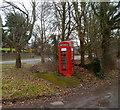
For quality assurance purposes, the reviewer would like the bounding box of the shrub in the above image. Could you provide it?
[92,58,105,79]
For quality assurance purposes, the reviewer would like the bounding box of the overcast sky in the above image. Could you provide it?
[1,0,119,27]
[0,0,119,45]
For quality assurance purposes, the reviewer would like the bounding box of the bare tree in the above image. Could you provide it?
[2,0,37,68]
[33,2,53,63]
[54,2,75,41]
[84,4,101,61]
[49,2,75,62]
[72,2,85,66]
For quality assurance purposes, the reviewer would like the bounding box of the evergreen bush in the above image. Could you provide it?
[92,58,105,79]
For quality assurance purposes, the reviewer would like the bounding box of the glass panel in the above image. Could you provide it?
[61,50,67,71]
[70,44,73,46]
[61,48,67,51]
[60,44,68,46]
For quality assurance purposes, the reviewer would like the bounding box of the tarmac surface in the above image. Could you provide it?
[0,56,83,64]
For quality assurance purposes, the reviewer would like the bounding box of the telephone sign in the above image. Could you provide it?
[58,41,74,77]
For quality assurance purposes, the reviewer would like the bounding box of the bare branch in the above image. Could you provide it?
[3,0,28,17]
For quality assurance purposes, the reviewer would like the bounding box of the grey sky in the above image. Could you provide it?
[0,0,119,45]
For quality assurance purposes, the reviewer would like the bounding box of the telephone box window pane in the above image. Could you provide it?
[61,54,66,56]
[70,44,73,46]
[61,48,67,51]
[60,44,68,46]
[62,63,66,64]
[62,57,66,59]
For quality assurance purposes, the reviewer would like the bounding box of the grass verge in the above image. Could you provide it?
[2,64,58,102]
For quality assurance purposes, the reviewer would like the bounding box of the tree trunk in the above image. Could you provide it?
[15,51,21,68]
[102,39,109,70]
[61,2,66,41]
[10,47,12,53]
[76,25,85,66]
[80,37,85,66]
[78,29,85,66]
[118,36,120,58]
[88,50,93,61]
[54,43,58,62]
[53,35,58,62]
[41,55,45,63]
[41,52,45,63]
[102,29,114,71]
[100,3,114,71]
[41,44,45,63]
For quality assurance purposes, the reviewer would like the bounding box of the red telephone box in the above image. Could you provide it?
[58,41,74,77]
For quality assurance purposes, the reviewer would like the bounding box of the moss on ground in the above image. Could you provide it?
[35,73,80,87]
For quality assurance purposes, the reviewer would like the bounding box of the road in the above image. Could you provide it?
[1,56,120,65]
[0,58,52,64]
[0,58,41,64]
[0,56,85,64]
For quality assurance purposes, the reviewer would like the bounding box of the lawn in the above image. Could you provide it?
[2,64,58,102]
[0,48,15,51]
[0,48,29,52]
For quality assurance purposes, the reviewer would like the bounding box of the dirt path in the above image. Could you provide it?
[3,76,119,109]
[62,77,118,108]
